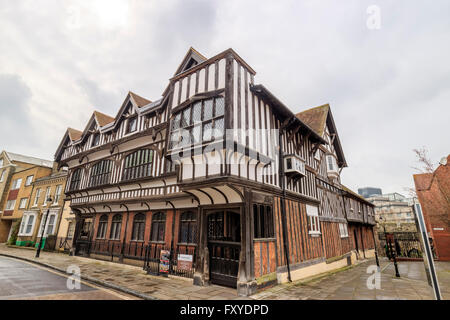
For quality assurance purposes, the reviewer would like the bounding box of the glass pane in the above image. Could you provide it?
[179,129,191,146]
[213,118,224,139]
[192,102,201,123]
[215,97,224,116]
[170,130,180,148]
[181,107,191,127]
[193,125,201,144]
[202,122,212,141]
[203,99,213,120]
[172,113,181,130]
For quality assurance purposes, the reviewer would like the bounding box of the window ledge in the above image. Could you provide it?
[308,231,321,236]
[253,238,276,242]
[176,242,197,246]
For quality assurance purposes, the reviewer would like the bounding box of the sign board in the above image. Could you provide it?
[177,254,193,271]
[413,200,442,300]
[159,250,170,275]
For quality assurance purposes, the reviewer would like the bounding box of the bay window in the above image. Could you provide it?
[122,149,153,181]
[89,160,112,187]
[69,169,82,191]
[169,96,225,149]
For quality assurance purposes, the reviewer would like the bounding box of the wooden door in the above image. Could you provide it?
[207,211,240,288]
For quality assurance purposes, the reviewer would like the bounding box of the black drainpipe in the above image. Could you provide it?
[279,119,292,282]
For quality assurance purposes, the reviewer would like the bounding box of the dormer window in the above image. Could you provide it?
[91,133,100,147]
[126,116,137,134]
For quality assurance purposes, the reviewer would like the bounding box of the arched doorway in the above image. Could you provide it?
[207,210,240,288]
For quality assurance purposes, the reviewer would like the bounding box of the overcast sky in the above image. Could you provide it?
[0,0,449,194]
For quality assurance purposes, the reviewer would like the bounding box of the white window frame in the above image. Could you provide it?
[33,188,41,207]
[326,155,338,173]
[19,198,28,209]
[53,185,62,204]
[25,175,34,186]
[11,178,22,190]
[306,204,321,235]
[0,170,5,182]
[18,212,37,236]
[5,200,16,211]
[38,210,58,237]
[0,159,3,167]
[42,187,51,207]
[339,223,349,238]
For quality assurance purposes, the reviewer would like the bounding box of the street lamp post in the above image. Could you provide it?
[35,196,53,258]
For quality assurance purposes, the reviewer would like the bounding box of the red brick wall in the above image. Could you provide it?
[415,158,450,261]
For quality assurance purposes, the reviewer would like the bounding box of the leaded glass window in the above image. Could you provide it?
[169,96,225,150]
[179,211,197,244]
[89,160,112,187]
[122,149,154,181]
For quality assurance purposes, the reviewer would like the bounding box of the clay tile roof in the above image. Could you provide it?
[129,91,152,108]
[67,127,83,141]
[413,173,434,191]
[93,110,115,127]
[295,104,330,137]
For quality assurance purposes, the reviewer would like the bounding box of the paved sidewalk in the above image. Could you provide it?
[1,244,448,300]
[251,258,450,300]
[0,244,241,300]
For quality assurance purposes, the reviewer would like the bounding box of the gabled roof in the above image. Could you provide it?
[129,91,152,108]
[2,151,53,168]
[296,104,329,137]
[173,47,208,76]
[296,104,347,168]
[67,127,82,141]
[249,84,326,144]
[101,91,152,133]
[93,111,115,127]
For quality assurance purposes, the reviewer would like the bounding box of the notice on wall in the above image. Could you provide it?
[159,250,170,275]
[177,254,193,271]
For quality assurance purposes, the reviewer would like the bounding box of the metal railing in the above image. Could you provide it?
[75,240,197,278]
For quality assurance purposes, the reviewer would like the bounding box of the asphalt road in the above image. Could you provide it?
[0,256,137,300]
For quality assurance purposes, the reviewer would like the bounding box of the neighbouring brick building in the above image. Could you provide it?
[55,47,376,295]
[414,155,450,261]
[16,167,68,249]
[0,151,54,242]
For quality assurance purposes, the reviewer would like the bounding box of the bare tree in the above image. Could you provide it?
[403,186,417,198]
[412,146,435,173]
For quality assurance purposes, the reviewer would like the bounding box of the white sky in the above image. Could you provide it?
[0,0,449,194]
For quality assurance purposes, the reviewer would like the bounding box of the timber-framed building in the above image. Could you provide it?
[55,47,376,295]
